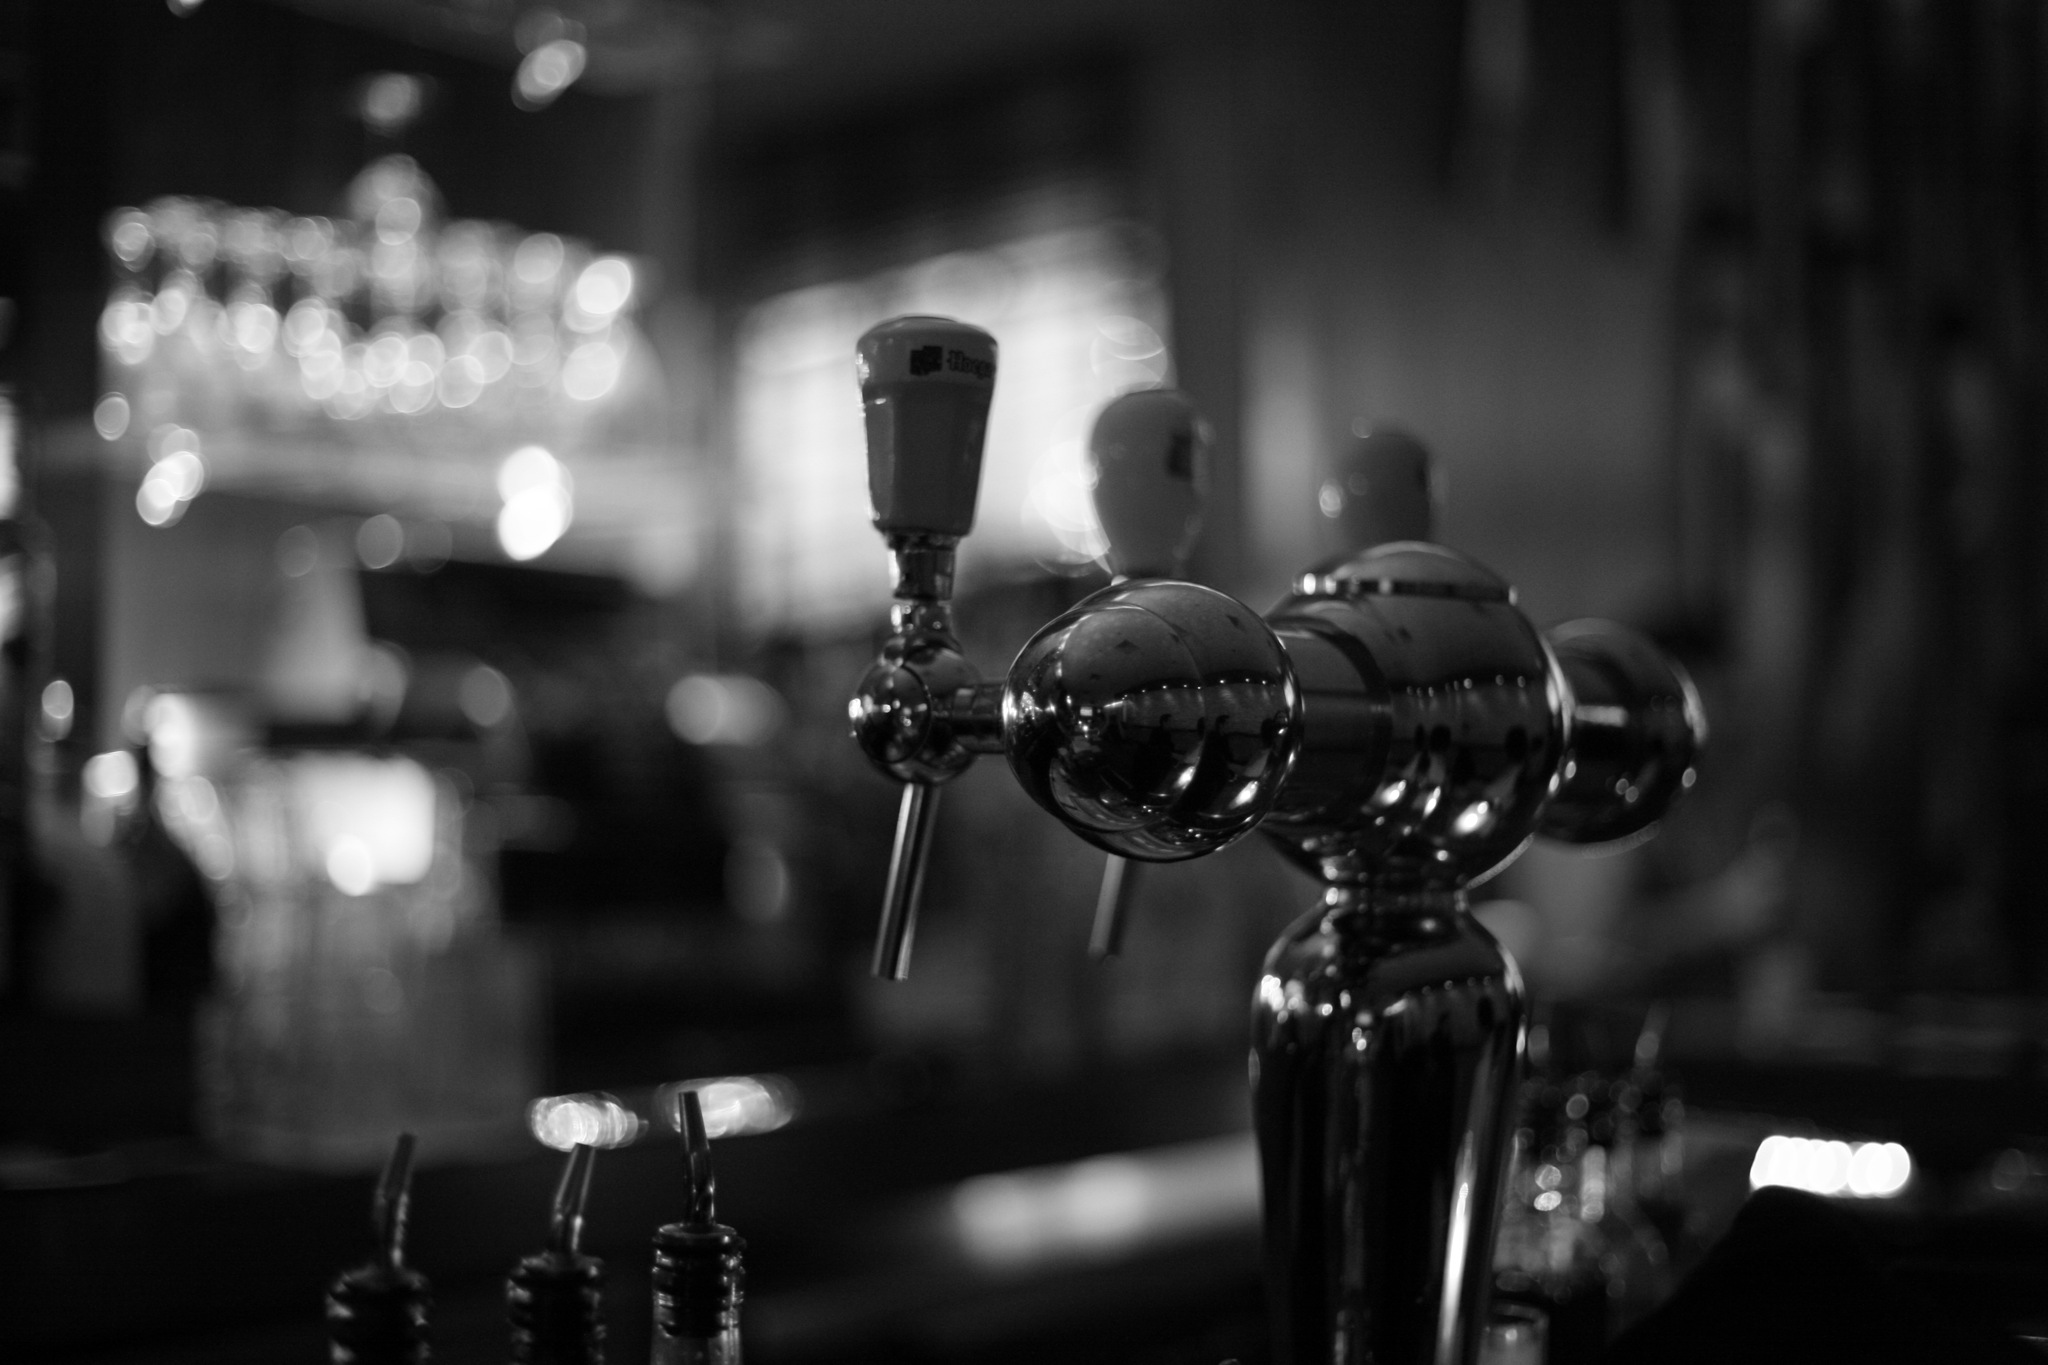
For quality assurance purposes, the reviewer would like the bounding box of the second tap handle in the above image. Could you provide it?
[873,781,941,979]
[1088,388,1211,579]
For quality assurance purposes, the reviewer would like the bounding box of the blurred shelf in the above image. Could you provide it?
[42,417,706,591]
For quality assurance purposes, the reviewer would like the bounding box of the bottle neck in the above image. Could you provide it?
[651,1224,743,1365]
[507,1251,605,1365]
[325,1262,430,1365]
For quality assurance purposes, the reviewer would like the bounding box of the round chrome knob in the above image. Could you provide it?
[1538,619,1706,845]
[850,314,1000,980]
[850,630,981,785]
[1263,542,1567,889]
[1003,580,1300,860]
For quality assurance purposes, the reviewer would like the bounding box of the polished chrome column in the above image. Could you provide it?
[1253,885,1523,1365]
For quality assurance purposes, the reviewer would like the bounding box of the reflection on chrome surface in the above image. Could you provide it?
[1262,542,1567,890]
[1004,580,1300,859]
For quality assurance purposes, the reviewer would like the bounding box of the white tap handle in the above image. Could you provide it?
[1088,388,1211,579]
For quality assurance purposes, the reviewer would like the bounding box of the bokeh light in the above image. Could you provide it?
[496,445,573,560]
[528,1093,645,1151]
[136,440,206,528]
[1750,1135,1911,1199]
[291,754,438,893]
[458,664,514,729]
[665,674,788,747]
[360,73,426,136]
[653,1076,800,1139]
[514,39,587,110]
[325,836,377,897]
[93,393,131,440]
[38,679,74,742]
[356,514,405,570]
[561,339,622,401]
[571,257,634,323]
[83,750,139,802]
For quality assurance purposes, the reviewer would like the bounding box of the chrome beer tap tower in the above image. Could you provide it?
[846,316,1705,1365]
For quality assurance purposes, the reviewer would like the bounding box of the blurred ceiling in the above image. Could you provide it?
[265,0,1205,126]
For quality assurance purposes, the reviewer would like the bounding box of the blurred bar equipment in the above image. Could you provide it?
[85,142,648,1172]
[195,712,540,1170]
[845,316,1706,1363]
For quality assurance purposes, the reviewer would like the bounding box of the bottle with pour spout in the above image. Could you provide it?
[508,1143,606,1364]
[326,1133,431,1364]
[649,1091,744,1365]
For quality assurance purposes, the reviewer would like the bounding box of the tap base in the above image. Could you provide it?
[1252,885,1525,1365]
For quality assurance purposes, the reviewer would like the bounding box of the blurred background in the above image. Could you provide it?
[2,0,2047,1360]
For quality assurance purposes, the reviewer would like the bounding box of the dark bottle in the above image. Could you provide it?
[328,1133,431,1364]
[509,1143,606,1365]
[650,1091,744,1365]
[118,729,216,1008]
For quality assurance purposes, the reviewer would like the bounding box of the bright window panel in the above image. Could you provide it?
[733,224,1171,633]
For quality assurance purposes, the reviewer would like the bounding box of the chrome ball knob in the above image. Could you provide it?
[1002,580,1301,860]
[1263,542,1569,889]
[850,627,981,785]
[1537,619,1706,845]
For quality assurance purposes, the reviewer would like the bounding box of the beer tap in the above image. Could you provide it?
[847,317,1002,979]
[1083,388,1212,957]
[843,315,1704,1364]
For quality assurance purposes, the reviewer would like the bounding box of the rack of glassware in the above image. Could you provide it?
[88,154,693,577]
